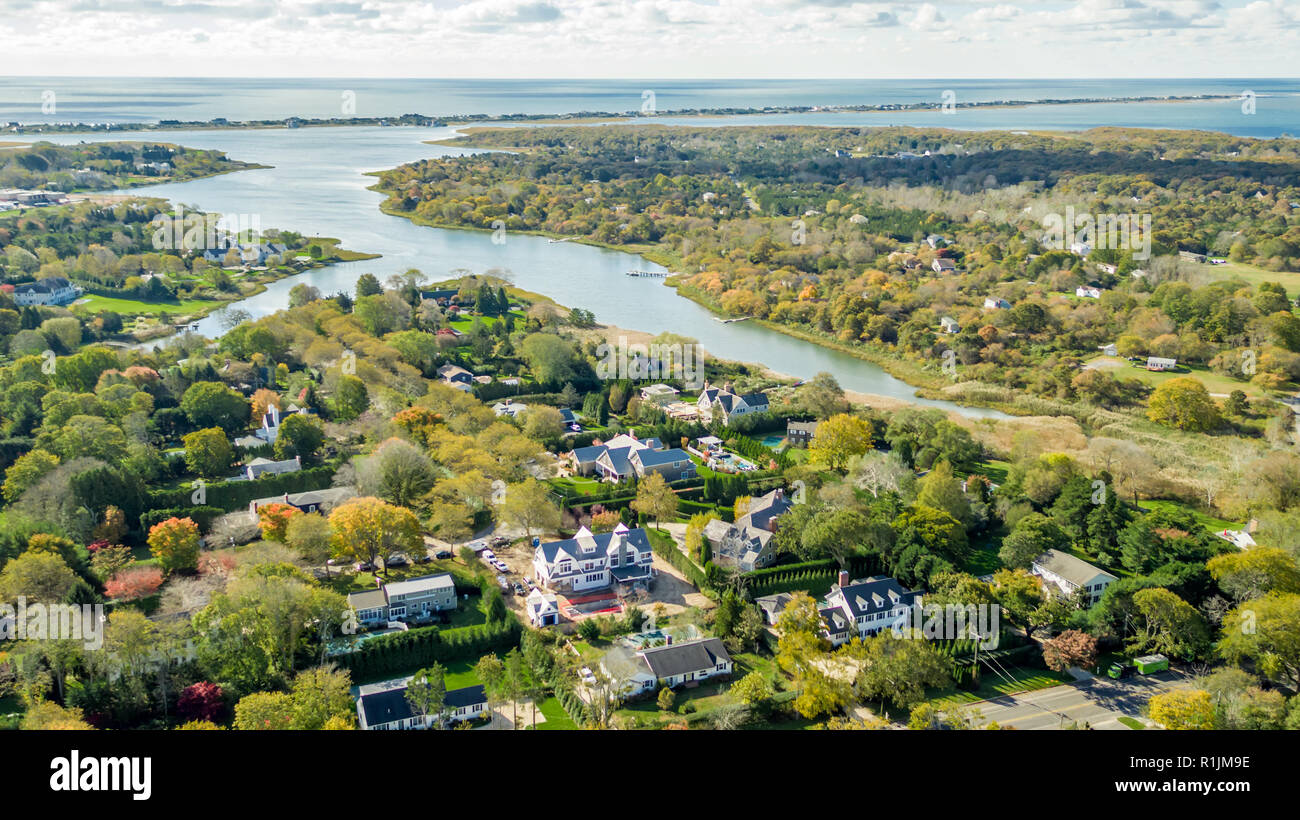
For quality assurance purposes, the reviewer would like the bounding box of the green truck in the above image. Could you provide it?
[1106,654,1170,679]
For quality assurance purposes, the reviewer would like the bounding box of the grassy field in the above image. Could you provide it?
[448,310,524,332]
[73,293,225,316]
[1137,499,1238,532]
[1188,259,1300,297]
[1083,355,1283,399]
[926,665,1074,709]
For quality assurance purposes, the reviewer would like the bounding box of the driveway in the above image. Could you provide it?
[970,670,1192,730]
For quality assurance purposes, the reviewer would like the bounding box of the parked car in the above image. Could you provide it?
[513,583,525,596]
[415,554,433,564]
[434,550,453,560]
[490,535,510,547]
[482,549,496,561]
[1107,662,1135,680]
[353,562,375,572]
[498,576,511,592]
[493,562,509,574]
[386,554,409,568]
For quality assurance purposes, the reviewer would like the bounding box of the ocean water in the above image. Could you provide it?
[1,77,1297,137]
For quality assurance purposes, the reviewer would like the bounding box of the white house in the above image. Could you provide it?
[940,316,960,334]
[492,400,528,418]
[347,573,457,628]
[533,523,654,595]
[703,488,794,572]
[1099,343,1119,357]
[931,258,956,273]
[356,679,487,730]
[526,588,561,626]
[697,383,769,426]
[1075,286,1103,299]
[1030,549,1116,606]
[818,574,924,646]
[1146,357,1177,371]
[639,384,680,405]
[13,276,77,306]
[983,297,1011,310]
[616,637,733,694]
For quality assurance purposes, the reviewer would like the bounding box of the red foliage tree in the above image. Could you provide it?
[104,567,164,600]
[177,682,226,723]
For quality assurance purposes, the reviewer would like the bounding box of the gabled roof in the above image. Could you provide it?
[634,447,692,468]
[829,576,919,619]
[347,588,387,610]
[1032,549,1116,588]
[638,637,731,679]
[384,573,455,599]
[740,488,791,531]
[537,525,650,565]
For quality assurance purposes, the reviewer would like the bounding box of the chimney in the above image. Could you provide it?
[837,570,849,589]
[665,635,672,646]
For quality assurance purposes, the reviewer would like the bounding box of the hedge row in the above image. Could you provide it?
[144,466,336,513]
[650,532,709,590]
[139,505,224,533]
[336,618,522,680]
[552,680,592,728]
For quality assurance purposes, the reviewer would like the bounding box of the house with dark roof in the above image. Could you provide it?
[628,447,696,482]
[755,592,794,625]
[697,382,769,426]
[570,433,666,481]
[13,276,77,306]
[533,523,653,594]
[248,485,356,516]
[701,489,792,572]
[819,573,923,646]
[786,420,820,448]
[356,678,487,730]
[628,636,732,692]
[237,455,301,481]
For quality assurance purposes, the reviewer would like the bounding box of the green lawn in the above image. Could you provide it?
[533,696,578,730]
[961,535,1003,577]
[1118,716,1145,730]
[1083,355,1285,399]
[1137,499,1237,532]
[73,293,225,317]
[1192,259,1300,297]
[448,310,524,331]
[926,665,1073,709]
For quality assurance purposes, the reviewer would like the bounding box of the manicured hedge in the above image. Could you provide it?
[649,530,710,590]
[336,618,522,680]
[144,466,336,513]
[139,505,224,533]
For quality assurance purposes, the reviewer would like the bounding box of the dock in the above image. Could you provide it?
[626,269,669,277]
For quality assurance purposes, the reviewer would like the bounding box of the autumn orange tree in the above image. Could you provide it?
[258,502,302,542]
[392,406,443,449]
[147,517,201,574]
[328,496,421,575]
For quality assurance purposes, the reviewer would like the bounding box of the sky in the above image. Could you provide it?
[1,0,1297,78]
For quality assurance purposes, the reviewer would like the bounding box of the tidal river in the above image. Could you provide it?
[43,124,1008,418]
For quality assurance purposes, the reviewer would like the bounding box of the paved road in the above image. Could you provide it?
[971,671,1192,730]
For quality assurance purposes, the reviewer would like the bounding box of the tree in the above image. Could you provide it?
[657,686,676,711]
[177,682,226,723]
[147,517,201,574]
[1148,689,1215,730]
[290,666,355,730]
[3,449,59,502]
[808,413,873,472]
[233,691,296,730]
[915,460,972,528]
[180,381,250,434]
[500,477,562,540]
[104,566,164,600]
[1146,377,1220,432]
[998,512,1068,569]
[358,437,436,507]
[729,670,774,707]
[183,427,235,479]
[21,701,94,730]
[522,405,565,441]
[801,371,848,419]
[991,569,1066,640]
[1207,547,1300,601]
[257,502,302,543]
[333,374,369,421]
[285,512,333,567]
[474,653,506,725]
[1218,592,1300,689]
[632,471,678,529]
[520,333,578,386]
[328,496,421,575]
[1129,587,1209,659]
[355,273,382,298]
[848,631,951,713]
[273,413,325,462]
[0,551,77,603]
[406,663,448,726]
[1041,629,1098,672]
[684,511,720,560]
